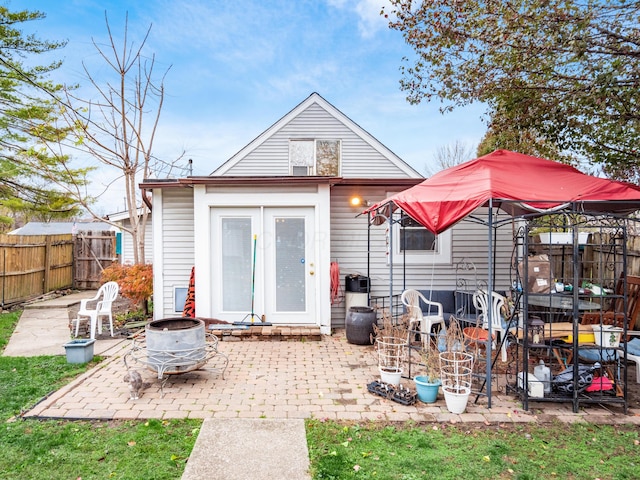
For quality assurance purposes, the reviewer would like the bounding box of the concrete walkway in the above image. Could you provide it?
[3,295,640,480]
[2,291,123,357]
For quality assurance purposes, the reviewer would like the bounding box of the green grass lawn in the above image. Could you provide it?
[0,310,200,480]
[1,310,639,479]
[305,419,640,480]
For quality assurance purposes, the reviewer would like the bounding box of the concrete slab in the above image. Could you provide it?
[3,308,74,356]
[2,292,124,357]
[181,418,311,480]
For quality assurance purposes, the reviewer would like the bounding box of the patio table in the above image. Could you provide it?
[527,294,601,312]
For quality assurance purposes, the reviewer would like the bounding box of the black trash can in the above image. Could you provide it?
[346,306,376,345]
[345,274,370,293]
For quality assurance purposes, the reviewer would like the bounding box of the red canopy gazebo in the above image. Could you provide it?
[365,150,640,409]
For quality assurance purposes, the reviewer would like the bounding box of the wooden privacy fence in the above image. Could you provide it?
[542,232,640,289]
[0,234,73,307]
[0,231,117,307]
[73,231,118,290]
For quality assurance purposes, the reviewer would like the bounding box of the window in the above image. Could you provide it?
[173,286,188,313]
[289,139,340,176]
[392,215,452,265]
[400,216,437,252]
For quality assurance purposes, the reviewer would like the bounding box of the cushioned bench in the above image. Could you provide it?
[416,290,479,326]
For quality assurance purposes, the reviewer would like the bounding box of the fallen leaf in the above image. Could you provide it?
[127,441,136,447]
[483,456,490,462]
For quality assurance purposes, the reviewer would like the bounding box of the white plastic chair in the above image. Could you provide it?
[628,353,640,384]
[473,290,514,362]
[74,281,119,339]
[401,289,445,346]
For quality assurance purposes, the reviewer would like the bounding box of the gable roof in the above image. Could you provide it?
[211,92,421,177]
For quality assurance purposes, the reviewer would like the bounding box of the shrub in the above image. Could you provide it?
[102,263,153,313]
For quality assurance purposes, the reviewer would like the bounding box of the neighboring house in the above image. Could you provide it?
[106,209,153,265]
[9,221,114,235]
[141,93,513,333]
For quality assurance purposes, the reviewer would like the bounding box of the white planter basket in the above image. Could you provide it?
[537,232,590,245]
[592,325,623,348]
[376,336,405,370]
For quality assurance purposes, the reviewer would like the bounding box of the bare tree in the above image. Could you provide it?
[47,13,185,264]
[425,140,475,176]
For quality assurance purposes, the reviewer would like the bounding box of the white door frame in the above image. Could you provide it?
[192,184,332,333]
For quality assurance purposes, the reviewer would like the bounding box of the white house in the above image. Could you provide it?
[106,209,153,265]
[141,93,513,333]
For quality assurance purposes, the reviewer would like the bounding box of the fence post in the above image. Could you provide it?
[43,235,52,293]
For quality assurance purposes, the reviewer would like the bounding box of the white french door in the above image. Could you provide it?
[210,207,316,324]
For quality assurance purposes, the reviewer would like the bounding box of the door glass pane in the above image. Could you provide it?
[275,217,305,312]
[222,218,251,311]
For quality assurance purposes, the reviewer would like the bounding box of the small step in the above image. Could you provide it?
[208,325,322,342]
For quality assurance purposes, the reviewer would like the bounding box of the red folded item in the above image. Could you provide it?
[585,376,613,392]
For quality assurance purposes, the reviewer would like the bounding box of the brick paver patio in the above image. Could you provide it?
[24,331,640,425]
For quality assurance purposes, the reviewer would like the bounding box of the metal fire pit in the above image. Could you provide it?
[124,317,228,396]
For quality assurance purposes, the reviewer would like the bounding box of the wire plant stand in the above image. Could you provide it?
[124,332,229,397]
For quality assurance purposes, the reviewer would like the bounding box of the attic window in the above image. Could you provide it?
[289,139,340,176]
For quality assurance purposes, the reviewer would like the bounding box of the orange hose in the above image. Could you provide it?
[330,261,343,305]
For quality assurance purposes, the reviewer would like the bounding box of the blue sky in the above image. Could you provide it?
[12,0,487,214]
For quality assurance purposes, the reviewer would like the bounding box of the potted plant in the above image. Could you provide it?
[439,318,473,413]
[373,313,409,387]
[413,342,441,403]
[529,214,590,245]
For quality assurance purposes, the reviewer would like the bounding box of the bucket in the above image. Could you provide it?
[346,306,376,345]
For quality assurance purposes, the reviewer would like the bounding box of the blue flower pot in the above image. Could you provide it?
[414,376,441,403]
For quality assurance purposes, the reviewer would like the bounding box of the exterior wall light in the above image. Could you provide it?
[350,196,369,208]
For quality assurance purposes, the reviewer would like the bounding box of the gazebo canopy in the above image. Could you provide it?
[365,150,640,233]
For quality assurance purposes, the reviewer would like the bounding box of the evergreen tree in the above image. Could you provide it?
[0,6,87,229]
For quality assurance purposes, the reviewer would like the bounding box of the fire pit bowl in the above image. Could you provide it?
[145,317,207,375]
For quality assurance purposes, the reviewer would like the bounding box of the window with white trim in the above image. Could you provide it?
[392,214,452,265]
[289,139,340,176]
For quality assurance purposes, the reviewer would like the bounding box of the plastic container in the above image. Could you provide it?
[63,339,95,364]
[534,359,551,394]
[345,274,370,293]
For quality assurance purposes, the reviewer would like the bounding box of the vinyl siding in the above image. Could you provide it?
[160,188,195,317]
[223,103,411,178]
[330,186,513,327]
[118,217,153,265]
